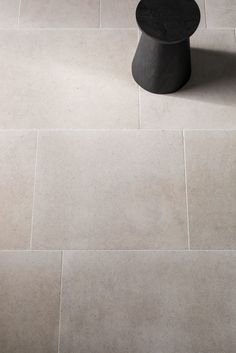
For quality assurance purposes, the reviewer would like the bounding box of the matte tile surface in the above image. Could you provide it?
[32,130,187,250]
[0,251,61,353]
[141,29,236,129]
[20,0,100,27]
[0,30,138,128]
[0,0,19,27]
[0,131,36,249]
[196,0,207,27]
[101,0,206,28]
[206,0,236,27]
[185,131,236,250]
[101,0,138,28]
[60,251,236,353]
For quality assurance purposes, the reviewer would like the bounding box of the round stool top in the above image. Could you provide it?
[136,0,200,43]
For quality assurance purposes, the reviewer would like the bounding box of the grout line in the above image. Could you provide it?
[0,128,184,132]
[1,249,236,252]
[58,251,64,353]
[136,29,142,129]
[17,0,22,28]
[29,130,39,250]
[204,26,236,30]
[0,27,138,31]
[0,26,234,31]
[183,130,191,250]
[0,129,236,133]
[138,86,141,129]
[99,0,102,28]
[203,0,207,28]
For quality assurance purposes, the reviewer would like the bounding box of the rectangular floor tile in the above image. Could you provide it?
[32,130,187,250]
[101,0,206,28]
[20,0,100,28]
[141,29,236,129]
[206,0,236,27]
[0,30,138,128]
[185,131,236,250]
[0,251,61,353]
[0,131,36,249]
[101,0,138,28]
[0,0,19,27]
[60,251,236,353]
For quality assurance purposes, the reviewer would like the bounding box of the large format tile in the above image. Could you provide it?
[141,29,236,129]
[101,0,206,28]
[0,251,61,353]
[0,30,138,128]
[32,130,187,250]
[0,131,36,249]
[0,0,19,27]
[20,0,100,28]
[206,0,236,28]
[101,0,138,28]
[185,131,236,250]
[60,251,236,353]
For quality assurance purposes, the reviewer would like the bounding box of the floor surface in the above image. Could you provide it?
[1,0,236,352]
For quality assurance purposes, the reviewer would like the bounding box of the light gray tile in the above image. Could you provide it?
[32,130,187,250]
[141,29,236,129]
[0,0,19,27]
[0,131,36,249]
[206,0,236,28]
[0,30,138,128]
[101,0,138,28]
[185,131,236,250]
[20,0,100,28]
[0,251,61,353]
[101,0,206,28]
[60,250,236,353]
[197,0,207,27]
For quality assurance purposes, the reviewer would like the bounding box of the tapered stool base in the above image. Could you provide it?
[132,33,191,94]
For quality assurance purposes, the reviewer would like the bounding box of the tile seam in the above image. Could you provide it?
[29,130,39,250]
[138,86,141,128]
[203,0,207,28]
[1,129,236,132]
[1,249,236,252]
[0,26,233,31]
[99,0,102,28]
[57,251,64,353]
[137,29,142,129]
[0,27,137,31]
[183,130,191,250]
[17,0,22,28]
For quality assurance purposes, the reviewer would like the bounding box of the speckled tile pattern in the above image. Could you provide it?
[185,130,236,250]
[0,29,138,129]
[0,251,61,353]
[20,0,100,28]
[1,0,236,352]
[60,251,236,353]
[32,130,187,250]
[0,131,37,249]
[0,0,20,27]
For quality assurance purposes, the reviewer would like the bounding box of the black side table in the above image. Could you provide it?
[132,0,200,94]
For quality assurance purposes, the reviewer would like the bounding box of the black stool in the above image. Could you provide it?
[132,0,200,94]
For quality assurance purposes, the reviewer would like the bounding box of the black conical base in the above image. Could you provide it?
[132,33,191,94]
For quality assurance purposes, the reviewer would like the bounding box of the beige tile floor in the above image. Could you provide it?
[1,0,236,352]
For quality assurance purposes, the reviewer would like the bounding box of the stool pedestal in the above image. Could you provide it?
[132,33,191,94]
[132,0,200,94]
